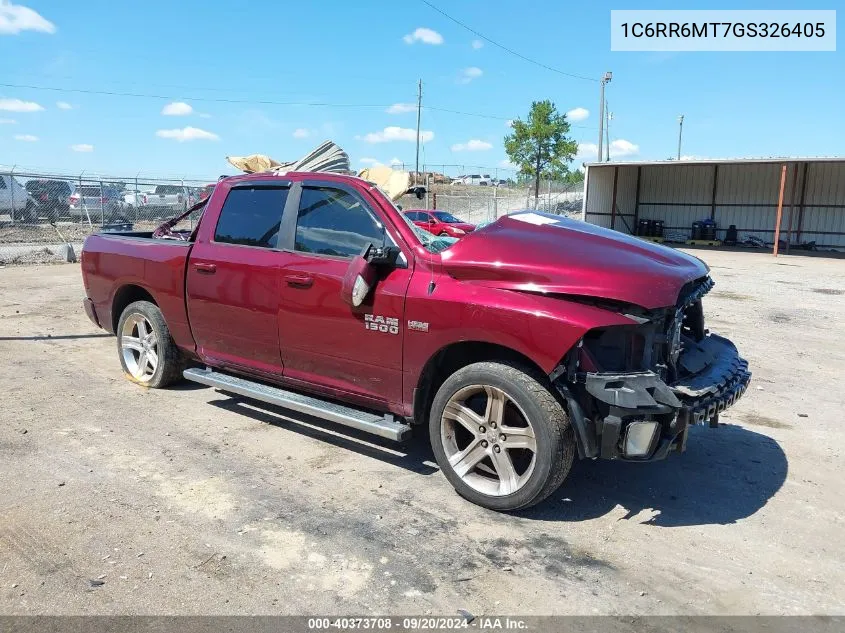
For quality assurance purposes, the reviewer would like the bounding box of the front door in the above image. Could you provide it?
[186,183,290,377]
[277,182,411,406]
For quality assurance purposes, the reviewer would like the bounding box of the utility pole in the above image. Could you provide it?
[677,114,684,160]
[597,71,612,163]
[605,107,612,162]
[415,79,422,185]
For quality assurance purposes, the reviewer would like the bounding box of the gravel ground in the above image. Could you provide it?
[1,249,844,616]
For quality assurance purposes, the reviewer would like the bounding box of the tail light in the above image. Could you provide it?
[40,193,48,201]
[100,197,108,203]
[142,194,147,205]
[69,194,79,204]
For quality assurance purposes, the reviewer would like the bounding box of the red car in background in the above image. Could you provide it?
[198,183,216,202]
[405,210,476,238]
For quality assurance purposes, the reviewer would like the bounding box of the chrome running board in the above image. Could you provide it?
[183,367,411,441]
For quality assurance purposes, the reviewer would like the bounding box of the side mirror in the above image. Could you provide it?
[340,244,398,307]
[341,254,377,307]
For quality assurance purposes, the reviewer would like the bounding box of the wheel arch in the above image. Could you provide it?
[111,284,158,333]
[413,340,547,426]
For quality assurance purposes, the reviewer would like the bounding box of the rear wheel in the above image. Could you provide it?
[116,300,185,388]
[429,361,575,511]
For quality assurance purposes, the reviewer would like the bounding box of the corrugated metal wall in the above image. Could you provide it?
[584,161,845,249]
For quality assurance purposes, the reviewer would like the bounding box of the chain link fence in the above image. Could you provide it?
[0,169,214,264]
[397,180,584,226]
[1,167,585,265]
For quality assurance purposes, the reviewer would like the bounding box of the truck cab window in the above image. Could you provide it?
[295,186,384,257]
[213,187,288,248]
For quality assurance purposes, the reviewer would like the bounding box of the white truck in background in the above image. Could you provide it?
[0,174,37,222]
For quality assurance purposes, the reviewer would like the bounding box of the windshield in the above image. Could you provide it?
[432,211,462,223]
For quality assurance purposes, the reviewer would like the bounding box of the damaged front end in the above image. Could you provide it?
[552,276,751,461]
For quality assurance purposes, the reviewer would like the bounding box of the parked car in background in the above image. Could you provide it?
[198,183,216,202]
[69,184,126,223]
[123,188,148,210]
[0,174,37,221]
[451,174,491,186]
[25,179,72,219]
[405,210,476,237]
[145,185,188,217]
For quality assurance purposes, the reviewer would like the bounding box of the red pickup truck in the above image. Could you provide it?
[80,171,750,511]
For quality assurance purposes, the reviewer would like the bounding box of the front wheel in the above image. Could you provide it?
[429,361,575,511]
[116,300,185,388]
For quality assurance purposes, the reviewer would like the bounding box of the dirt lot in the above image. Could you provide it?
[1,249,844,616]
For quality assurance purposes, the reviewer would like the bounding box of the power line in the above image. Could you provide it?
[425,105,596,129]
[419,0,598,82]
[0,82,392,109]
[0,81,599,128]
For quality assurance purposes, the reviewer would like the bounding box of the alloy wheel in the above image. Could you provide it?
[120,314,159,382]
[440,384,537,496]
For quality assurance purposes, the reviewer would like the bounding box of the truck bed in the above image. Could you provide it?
[80,231,195,350]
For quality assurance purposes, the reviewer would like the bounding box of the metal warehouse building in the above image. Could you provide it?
[582,158,845,251]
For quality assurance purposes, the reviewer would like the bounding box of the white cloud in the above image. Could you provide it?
[403,27,443,45]
[451,139,493,152]
[576,143,598,161]
[14,134,37,142]
[680,155,703,161]
[70,143,93,152]
[198,112,212,119]
[292,128,310,139]
[161,101,193,116]
[471,39,483,49]
[0,118,16,124]
[156,126,219,142]
[576,139,639,161]
[610,139,639,157]
[56,101,72,110]
[359,157,383,167]
[389,157,403,166]
[499,159,517,169]
[566,107,589,122]
[0,98,44,112]
[386,103,416,114]
[0,1,55,35]
[458,67,483,84]
[505,119,514,128]
[357,126,433,144]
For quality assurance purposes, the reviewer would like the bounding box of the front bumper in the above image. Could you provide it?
[566,334,750,461]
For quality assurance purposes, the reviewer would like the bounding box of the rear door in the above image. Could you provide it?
[276,180,412,406]
[186,181,290,377]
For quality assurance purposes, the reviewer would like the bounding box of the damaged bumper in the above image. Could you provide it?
[557,334,751,462]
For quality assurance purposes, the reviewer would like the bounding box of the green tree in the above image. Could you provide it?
[504,100,579,205]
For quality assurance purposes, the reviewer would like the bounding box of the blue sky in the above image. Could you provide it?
[0,0,842,180]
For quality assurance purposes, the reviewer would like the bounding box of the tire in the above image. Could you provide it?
[439,231,448,237]
[116,300,185,388]
[429,361,575,511]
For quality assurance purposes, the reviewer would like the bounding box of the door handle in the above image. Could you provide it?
[194,262,217,274]
[284,273,313,288]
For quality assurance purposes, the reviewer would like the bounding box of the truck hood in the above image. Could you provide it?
[439,212,709,309]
